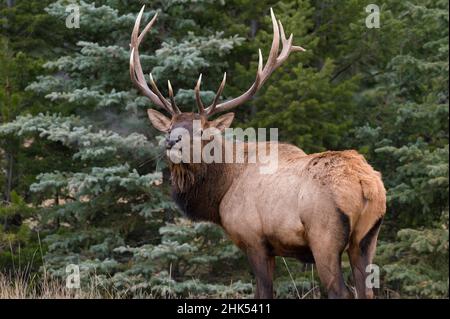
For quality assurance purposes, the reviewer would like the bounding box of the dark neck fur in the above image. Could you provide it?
[170,161,240,225]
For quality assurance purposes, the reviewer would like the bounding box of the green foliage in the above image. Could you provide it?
[0,0,66,57]
[351,0,449,229]
[242,0,360,153]
[377,212,449,298]
[2,0,251,298]
[348,1,449,298]
[0,191,41,273]
[108,218,248,297]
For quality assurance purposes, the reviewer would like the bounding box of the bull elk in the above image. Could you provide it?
[130,6,386,299]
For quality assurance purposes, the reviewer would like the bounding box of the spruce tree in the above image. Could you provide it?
[0,0,69,272]
[1,0,249,296]
[350,0,449,297]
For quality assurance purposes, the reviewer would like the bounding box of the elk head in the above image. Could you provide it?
[130,6,305,163]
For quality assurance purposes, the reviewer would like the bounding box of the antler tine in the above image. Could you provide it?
[195,74,206,115]
[275,19,306,69]
[206,8,303,116]
[149,73,173,111]
[278,18,288,42]
[168,80,181,114]
[206,48,263,117]
[206,72,227,116]
[130,6,174,114]
[137,9,158,44]
[260,8,281,84]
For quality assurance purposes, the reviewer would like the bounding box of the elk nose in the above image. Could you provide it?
[165,137,181,150]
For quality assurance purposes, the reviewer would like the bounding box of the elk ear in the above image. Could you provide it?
[210,112,235,132]
[147,109,171,132]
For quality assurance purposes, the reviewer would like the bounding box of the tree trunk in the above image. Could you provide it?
[5,152,13,202]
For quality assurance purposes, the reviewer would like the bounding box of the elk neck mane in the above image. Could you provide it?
[169,160,237,225]
[168,140,250,225]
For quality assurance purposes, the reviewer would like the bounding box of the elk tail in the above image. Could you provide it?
[351,172,386,249]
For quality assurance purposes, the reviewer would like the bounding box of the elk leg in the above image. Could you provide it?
[348,218,382,299]
[308,210,353,299]
[247,249,275,299]
[310,249,352,299]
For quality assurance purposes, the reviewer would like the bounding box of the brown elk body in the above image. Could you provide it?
[130,7,387,299]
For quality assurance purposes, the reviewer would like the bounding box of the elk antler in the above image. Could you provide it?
[201,8,305,117]
[130,6,181,115]
[131,7,304,117]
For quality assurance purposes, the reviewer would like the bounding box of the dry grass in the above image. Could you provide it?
[0,272,114,299]
[0,271,399,299]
